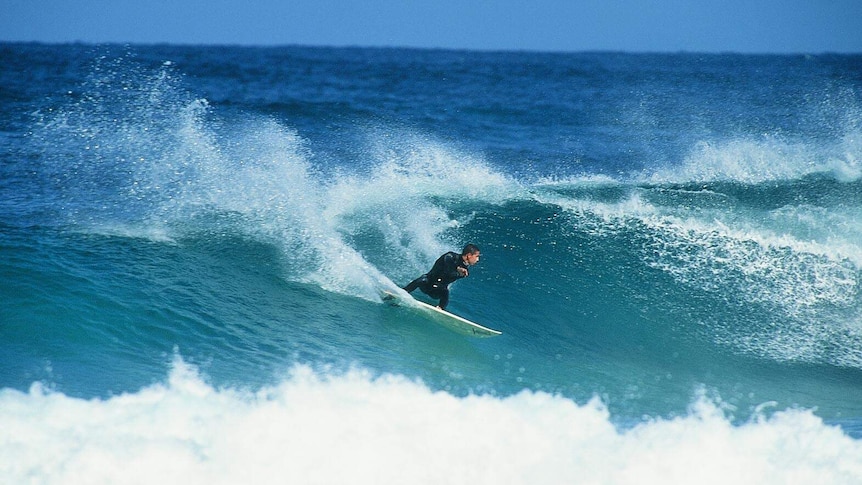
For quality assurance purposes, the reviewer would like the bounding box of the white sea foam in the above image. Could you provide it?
[538,175,862,315]
[224,125,517,298]
[543,185,862,367]
[99,104,509,299]
[54,79,521,301]
[634,211,862,367]
[648,135,861,184]
[640,212,859,311]
[1,359,859,485]
[327,131,517,213]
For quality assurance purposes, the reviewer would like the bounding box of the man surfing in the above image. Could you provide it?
[403,244,480,310]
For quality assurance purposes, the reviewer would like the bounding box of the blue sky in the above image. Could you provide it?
[3,0,860,53]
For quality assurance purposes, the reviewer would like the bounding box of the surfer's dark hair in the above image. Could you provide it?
[462,244,480,255]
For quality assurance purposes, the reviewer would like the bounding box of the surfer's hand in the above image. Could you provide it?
[457,267,468,277]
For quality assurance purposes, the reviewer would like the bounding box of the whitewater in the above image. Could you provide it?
[1,44,862,483]
[2,359,861,484]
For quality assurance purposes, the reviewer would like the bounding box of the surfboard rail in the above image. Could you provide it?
[381,290,502,337]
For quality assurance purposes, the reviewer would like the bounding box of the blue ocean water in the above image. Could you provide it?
[2,43,862,483]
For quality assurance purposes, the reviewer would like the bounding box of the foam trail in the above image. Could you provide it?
[1,359,860,485]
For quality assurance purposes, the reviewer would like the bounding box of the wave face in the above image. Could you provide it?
[2,44,862,482]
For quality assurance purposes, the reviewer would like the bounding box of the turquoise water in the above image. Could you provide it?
[2,44,862,483]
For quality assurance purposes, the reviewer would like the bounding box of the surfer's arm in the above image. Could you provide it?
[441,252,468,280]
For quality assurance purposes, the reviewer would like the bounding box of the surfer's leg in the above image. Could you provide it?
[437,289,450,310]
[403,275,427,293]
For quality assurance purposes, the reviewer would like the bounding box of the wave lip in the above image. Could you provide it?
[647,136,861,184]
[1,361,860,485]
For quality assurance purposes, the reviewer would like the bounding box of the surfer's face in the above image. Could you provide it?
[464,251,480,266]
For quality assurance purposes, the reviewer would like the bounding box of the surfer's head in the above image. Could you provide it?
[462,244,480,265]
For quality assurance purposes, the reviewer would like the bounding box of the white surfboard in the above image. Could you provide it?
[381,290,502,337]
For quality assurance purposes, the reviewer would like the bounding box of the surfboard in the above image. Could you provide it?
[381,290,502,337]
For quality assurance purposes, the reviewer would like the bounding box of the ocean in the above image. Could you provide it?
[1,43,861,483]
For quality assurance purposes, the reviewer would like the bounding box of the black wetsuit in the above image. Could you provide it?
[403,251,469,310]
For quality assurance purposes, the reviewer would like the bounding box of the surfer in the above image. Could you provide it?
[403,244,480,310]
